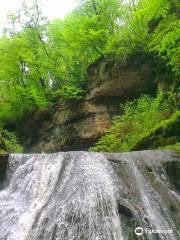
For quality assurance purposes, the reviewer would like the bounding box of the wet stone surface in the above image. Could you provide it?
[0,150,179,240]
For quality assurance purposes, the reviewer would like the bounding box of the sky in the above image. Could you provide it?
[0,0,77,34]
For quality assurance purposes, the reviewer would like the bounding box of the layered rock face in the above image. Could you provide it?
[20,101,114,152]
[19,55,156,153]
[86,55,156,101]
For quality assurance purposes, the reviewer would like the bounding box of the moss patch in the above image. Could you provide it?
[134,111,180,150]
[159,142,180,152]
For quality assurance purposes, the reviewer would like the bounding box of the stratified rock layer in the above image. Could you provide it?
[19,55,157,152]
[87,55,156,100]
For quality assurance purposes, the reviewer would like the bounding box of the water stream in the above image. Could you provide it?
[0,151,179,240]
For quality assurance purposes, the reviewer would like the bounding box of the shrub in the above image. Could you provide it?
[54,85,85,100]
[0,129,23,153]
[159,142,180,152]
[90,91,176,152]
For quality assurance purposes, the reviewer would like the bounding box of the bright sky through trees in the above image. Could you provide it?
[0,0,77,34]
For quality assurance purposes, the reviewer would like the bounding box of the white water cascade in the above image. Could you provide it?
[0,151,179,240]
[0,152,123,240]
[124,156,178,240]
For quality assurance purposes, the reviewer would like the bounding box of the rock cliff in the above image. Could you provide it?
[19,55,157,152]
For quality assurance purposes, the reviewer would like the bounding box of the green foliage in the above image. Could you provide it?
[105,0,180,81]
[149,16,180,77]
[0,0,179,133]
[159,142,180,152]
[90,92,177,152]
[0,1,51,126]
[0,129,23,153]
[54,86,85,100]
[0,0,124,126]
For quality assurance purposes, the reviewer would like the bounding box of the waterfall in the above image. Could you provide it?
[0,151,179,240]
[123,156,177,240]
[0,152,123,240]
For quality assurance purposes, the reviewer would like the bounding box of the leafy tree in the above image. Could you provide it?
[0,0,179,143]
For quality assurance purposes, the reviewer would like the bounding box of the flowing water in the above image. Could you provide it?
[0,151,179,240]
[123,156,178,240]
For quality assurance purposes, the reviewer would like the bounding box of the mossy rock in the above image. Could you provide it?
[0,136,8,188]
[160,142,180,152]
[0,136,7,156]
[133,111,180,151]
[150,136,179,149]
